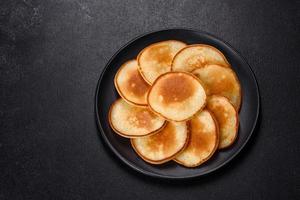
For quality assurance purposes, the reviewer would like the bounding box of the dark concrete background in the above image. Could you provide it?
[0,0,299,199]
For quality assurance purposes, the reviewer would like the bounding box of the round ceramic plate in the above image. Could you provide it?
[95,29,260,179]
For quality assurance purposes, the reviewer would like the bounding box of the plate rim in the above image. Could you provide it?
[95,28,260,180]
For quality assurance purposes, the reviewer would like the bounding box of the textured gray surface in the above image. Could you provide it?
[0,0,299,199]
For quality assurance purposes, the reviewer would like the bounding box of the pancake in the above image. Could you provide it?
[148,72,206,122]
[114,60,150,106]
[207,95,239,149]
[131,121,189,164]
[137,40,186,84]
[174,110,219,167]
[172,44,230,72]
[109,99,166,138]
[193,64,241,110]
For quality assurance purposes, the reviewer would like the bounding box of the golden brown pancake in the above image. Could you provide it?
[109,99,166,138]
[114,60,150,106]
[207,95,239,149]
[137,40,186,84]
[131,121,189,164]
[172,44,230,72]
[193,64,241,110]
[174,110,219,167]
[148,72,206,122]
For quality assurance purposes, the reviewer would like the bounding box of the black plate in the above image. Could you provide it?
[95,29,260,179]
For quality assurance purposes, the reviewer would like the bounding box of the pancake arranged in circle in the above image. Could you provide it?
[131,122,189,164]
[114,60,150,106]
[172,44,230,72]
[207,95,239,149]
[174,110,219,167]
[109,99,166,138]
[193,64,241,110]
[137,40,186,84]
[148,72,206,122]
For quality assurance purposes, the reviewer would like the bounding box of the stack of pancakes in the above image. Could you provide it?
[109,41,241,167]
